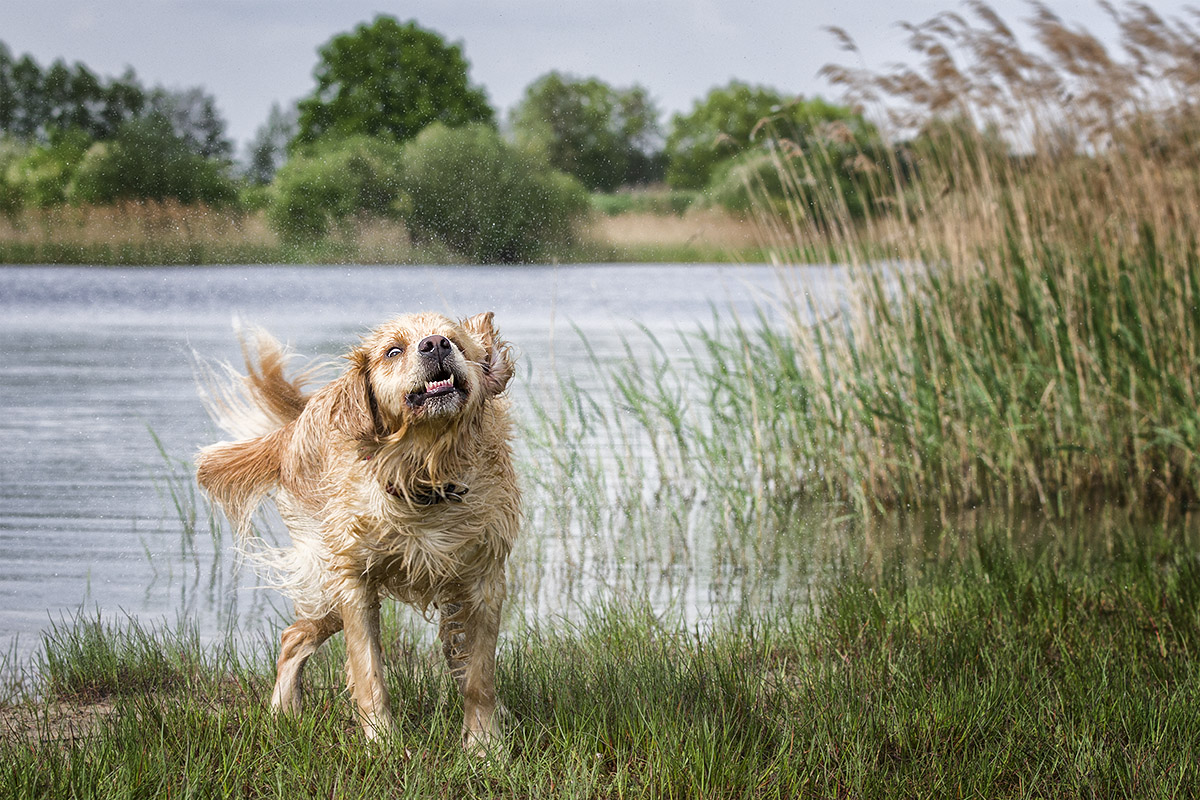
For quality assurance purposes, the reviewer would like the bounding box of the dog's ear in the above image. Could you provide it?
[328,348,382,440]
[461,311,514,396]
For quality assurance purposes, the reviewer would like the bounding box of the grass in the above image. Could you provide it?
[582,208,767,263]
[0,198,766,266]
[0,202,469,266]
[659,1,1200,516]
[2,516,1197,798]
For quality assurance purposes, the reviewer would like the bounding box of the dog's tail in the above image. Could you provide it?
[194,325,321,533]
[195,325,314,440]
[195,428,286,535]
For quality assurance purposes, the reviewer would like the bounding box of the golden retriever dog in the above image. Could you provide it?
[194,312,519,751]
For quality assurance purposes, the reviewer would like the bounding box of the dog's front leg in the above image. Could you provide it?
[453,597,503,753]
[341,586,395,740]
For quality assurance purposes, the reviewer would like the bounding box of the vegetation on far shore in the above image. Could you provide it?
[0,14,881,265]
[0,197,766,266]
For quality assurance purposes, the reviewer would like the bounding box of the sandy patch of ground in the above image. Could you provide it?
[0,698,117,746]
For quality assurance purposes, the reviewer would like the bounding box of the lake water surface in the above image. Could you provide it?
[0,263,837,662]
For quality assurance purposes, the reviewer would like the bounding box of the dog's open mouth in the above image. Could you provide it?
[406,370,466,409]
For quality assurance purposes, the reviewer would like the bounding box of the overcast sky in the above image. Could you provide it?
[2,1,1194,152]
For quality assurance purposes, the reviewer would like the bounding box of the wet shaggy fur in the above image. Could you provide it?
[194,312,519,750]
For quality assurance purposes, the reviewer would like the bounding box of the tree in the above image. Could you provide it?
[665,81,863,190]
[147,87,233,160]
[0,42,230,151]
[244,102,298,185]
[697,98,890,225]
[0,44,14,133]
[97,69,145,140]
[400,123,588,263]
[293,16,493,147]
[9,54,45,140]
[268,135,406,241]
[509,72,663,191]
[69,114,235,205]
[5,129,92,207]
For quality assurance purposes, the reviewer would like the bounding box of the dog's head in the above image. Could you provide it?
[331,311,514,442]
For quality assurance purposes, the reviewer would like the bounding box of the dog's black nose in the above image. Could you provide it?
[417,335,453,362]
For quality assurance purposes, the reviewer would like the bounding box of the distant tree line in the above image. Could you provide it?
[1,16,905,260]
[0,42,236,210]
[0,43,232,157]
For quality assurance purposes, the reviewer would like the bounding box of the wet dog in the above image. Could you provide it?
[195,312,519,751]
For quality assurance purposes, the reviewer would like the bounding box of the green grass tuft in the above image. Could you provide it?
[4,520,1198,797]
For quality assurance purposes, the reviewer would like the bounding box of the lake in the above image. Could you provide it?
[0,263,841,663]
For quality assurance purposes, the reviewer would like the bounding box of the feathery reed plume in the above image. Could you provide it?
[737,2,1200,514]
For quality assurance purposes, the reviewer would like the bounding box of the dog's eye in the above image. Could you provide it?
[386,346,403,359]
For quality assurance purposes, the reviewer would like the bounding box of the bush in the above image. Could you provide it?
[5,130,92,208]
[509,71,663,192]
[267,135,407,242]
[705,132,888,225]
[399,123,588,263]
[0,138,30,214]
[69,115,236,206]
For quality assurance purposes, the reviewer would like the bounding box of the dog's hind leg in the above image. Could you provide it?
[271,612,342,714]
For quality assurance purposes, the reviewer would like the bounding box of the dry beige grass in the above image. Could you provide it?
[0,202,276,248]
[0,203,427,264]
[0,201,763,263]
[349,218,418,263]
[585,209,760,252]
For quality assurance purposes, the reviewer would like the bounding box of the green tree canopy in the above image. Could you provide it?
[245,102,298,185]
[0,42,145,141]
[69,114,236,205]
[146,87,233,161]
[267,135,406,241]
[400,123,588,263]
[665,81,865,190]
[293,17,493,147]
[0,41,231,159]
[509,71,663,191]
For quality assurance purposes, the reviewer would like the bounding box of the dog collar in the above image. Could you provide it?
[385,482,469,505]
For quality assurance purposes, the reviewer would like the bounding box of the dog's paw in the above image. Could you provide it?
[461,728,508,762]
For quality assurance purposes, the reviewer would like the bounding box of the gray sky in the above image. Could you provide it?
[2,1,1192,151]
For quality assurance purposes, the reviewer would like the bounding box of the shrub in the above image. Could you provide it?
[6,130,92,207]
[705,136,884,224]
[68,115,236,206]
[0,138,30,214]
[267,135,407,242]
[399,123,588,263]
